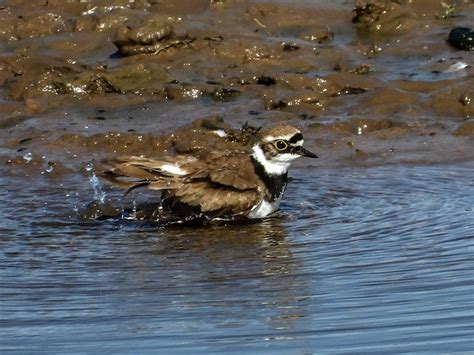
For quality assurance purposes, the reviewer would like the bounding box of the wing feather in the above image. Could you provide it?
[173,182,259,214]
[100,151,264,216]
[99,155,196,189]
[202,153,261,190]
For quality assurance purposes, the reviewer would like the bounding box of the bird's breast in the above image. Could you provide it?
[246,189,285,219]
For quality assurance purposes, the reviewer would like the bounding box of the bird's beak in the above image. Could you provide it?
[293,146,318,158]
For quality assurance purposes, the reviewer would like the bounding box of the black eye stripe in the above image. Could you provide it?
[289,133,303,144]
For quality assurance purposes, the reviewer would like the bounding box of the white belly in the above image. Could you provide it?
[247,197,282,219]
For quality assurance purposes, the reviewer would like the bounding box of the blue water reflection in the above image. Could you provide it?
[1,164,473,352]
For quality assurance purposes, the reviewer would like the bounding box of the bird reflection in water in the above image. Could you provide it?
[100,217,311,334]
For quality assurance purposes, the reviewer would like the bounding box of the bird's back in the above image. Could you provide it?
[100,149,268,221]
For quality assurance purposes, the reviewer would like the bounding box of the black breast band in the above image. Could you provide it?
[251,157,288,200]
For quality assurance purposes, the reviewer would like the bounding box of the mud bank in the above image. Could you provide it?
[0,0,473,176]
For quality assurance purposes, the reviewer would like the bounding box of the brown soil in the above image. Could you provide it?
[1,0,473,177]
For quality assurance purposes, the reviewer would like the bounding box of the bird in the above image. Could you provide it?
[99,124,318,224]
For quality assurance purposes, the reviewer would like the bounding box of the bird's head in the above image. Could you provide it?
[251,125,318,175]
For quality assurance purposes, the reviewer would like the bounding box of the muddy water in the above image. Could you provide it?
[1,0,474,352]
[1,164,474,352]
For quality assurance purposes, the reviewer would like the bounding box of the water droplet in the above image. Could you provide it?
[132,200,137,219]
[23,152,33,163]
[46,163,54,173]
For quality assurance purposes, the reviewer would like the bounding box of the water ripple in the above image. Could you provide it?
[1,163,473,352]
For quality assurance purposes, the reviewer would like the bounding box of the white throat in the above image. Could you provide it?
[251,144,295,176]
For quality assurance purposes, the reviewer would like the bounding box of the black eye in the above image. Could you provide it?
[274,140,288,151]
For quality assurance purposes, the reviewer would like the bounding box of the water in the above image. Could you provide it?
[1,163,473,352]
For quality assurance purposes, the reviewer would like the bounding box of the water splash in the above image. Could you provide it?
[89,173,106,204]
[131,200,137,220]
[86,162,106,204]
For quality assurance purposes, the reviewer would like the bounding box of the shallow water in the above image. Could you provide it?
[1,163,473,352]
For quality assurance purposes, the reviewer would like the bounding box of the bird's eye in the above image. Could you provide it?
[274,140,288,151]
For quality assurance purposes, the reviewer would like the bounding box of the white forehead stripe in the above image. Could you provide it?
[263,135,304,147]
[264,134,295,142]
[159,163,187,176]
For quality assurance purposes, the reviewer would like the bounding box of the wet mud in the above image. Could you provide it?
[0,0,473,177]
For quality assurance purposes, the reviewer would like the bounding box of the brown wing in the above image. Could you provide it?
[170,182,260,215]
[184,151,262,191]
[99,155,195,190]
[169,153,263,215]
[100,151,264,215]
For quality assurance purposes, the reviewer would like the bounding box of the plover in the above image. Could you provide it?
[100,124,317,224]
